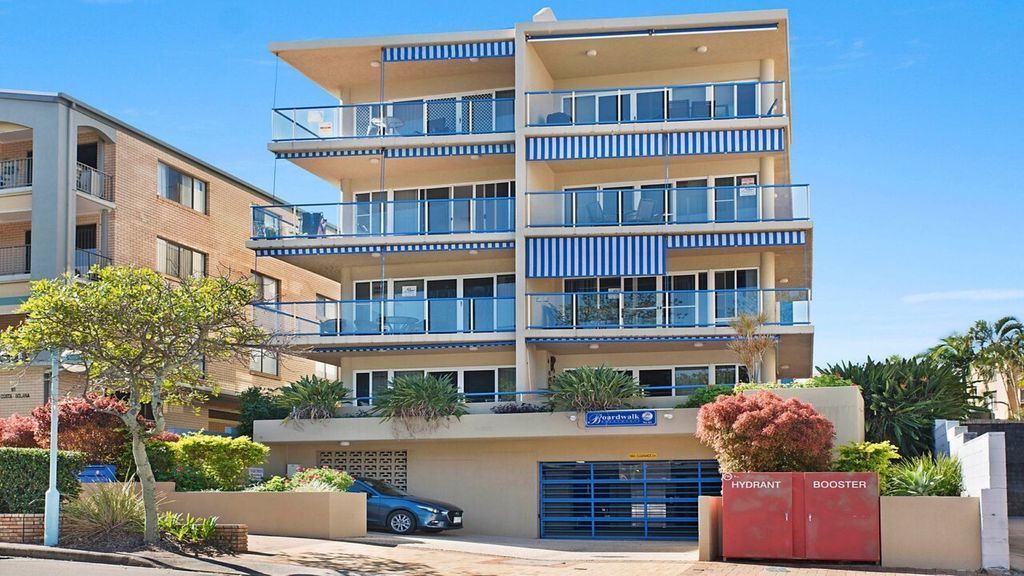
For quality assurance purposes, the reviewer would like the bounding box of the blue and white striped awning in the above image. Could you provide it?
[276,144,513,161]
[527,236,665,278]
[667,231,806,249]
[275,149,381,160]
[383,40,514,62]
[314,341,515,354]
[385,143,514,158]
[257,241,514,258]
[526,128,785,161]
[525,335,777,344]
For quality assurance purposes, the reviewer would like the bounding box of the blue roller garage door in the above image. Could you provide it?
[539,460,721,540]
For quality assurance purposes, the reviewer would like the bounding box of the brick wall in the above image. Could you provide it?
[965,421,1023,516]
[0,513,44,544]
[210,523,248,552]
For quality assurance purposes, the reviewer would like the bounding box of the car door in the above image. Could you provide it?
[349,482,385,526]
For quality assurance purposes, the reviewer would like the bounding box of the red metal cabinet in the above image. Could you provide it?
[721,472,879,562]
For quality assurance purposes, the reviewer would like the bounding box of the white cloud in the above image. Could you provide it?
[901,289,1024,304]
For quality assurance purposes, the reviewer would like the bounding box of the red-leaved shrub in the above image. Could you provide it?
[0,413,39,447]
[696,391,835,472]
[33,395,128,464]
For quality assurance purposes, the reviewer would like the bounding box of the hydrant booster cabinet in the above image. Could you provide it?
[721,472,880,562]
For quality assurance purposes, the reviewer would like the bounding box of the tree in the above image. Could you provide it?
[32,394,128,464]
[970,317,1024,418]
[727,313,775,383]
[0,266,271,543]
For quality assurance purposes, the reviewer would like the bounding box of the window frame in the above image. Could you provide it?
[158,162,209,214]
[156,237,206,280]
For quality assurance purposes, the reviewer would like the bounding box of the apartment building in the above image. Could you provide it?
[251,9,821,539]
[0,90,339,432]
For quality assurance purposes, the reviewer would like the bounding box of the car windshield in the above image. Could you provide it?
[360,477,408,497]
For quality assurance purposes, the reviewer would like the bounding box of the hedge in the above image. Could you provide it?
[0,447,86,513]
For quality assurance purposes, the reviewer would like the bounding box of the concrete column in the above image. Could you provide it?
[99,209,110,260]
[759,156,775,220]
[761,345,777,384]
[760,251,776,324]
[759,58,777,115]
[26,103,75,280]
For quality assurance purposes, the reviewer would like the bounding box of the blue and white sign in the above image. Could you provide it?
[585,409,657,428]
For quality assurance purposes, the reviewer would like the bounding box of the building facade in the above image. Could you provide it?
[0,91,339,432]
[251,8,819,539]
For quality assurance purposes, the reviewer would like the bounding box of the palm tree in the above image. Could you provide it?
[970,317,1024,418]
[727,313,775,383]
[928,333,978,387]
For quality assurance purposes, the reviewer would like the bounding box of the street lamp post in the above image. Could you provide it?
[43,349,60,546]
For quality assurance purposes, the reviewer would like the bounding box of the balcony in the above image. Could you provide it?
[255,296,515,337]
[252,197,515,240]
[0,158,32,190]
[74,249,111,277]
[75,163,113,202]
[272,97,514,141]
[527,184,809,228]
[525,81,785,128]
[527,288,809,329]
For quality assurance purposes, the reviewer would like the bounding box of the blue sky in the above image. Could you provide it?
[1,1,1021,368]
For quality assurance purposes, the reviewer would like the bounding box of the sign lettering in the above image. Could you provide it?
[585,410,657,428]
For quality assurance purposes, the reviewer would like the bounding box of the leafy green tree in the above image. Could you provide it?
[970,317,1024,418]
[0,266,271,542]
[727,313,775,383]
[237,386,287,437]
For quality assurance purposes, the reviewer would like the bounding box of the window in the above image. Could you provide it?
[252,272,280,302]
[156,238,206,280]
[158,163,208,214]
[354,367,515,405]
[250,350,278,376]
[315,362,339,381]
[607,364,748,397]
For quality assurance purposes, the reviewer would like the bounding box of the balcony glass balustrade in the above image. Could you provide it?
[525,80,785,127]
[254,296,516,337]
[528,288,809,329]
[526,184,809,227]
[252,196,515,239]
[272,97,514,141]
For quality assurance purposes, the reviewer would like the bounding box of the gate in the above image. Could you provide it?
[539,460,721,540]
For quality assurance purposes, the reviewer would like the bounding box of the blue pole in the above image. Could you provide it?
[43,349,60,546]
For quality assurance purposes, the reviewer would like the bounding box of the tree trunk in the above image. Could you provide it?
[1003,372,1022,419]
[130,426,160,543]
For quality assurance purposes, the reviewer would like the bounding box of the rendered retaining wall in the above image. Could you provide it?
[880,496,981,570]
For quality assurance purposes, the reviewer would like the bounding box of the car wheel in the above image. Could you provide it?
[387,510,416,535]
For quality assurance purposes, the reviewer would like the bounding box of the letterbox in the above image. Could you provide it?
[721,472,879,562]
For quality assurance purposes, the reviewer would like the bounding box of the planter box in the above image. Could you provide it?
[162,491,366,540]
[722,472,879,562]
[880,496,981,571]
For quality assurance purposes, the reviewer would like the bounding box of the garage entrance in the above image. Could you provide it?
[539,460,721,540]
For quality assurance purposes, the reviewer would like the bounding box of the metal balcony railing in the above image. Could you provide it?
[526,184,809,227]
[0,158,32,190]
[525,80,786,127]
[528,288,810,329]
[255,297,516,337]
[272,97,515,141]
[75,163,114,201]
[252,197,515,239]
[74,249,112,276]
[0,245,30,276]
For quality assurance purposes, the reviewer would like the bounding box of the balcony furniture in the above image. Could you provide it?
[715,103,731,117]
[370,116,405,136]
[385,316,423,334]
[300,212,327,236]
[427,117,451,134]
[319,318,339,335]
[691,101,712,119]
[545,112,571,125]
[668,99,691,120]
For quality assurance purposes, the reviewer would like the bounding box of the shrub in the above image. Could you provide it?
[158,512,217,545]
[833,441,901,473]
[238,386,288,436]
[276,376,348,421]
[173,434,269,491]
[490,402,549,414]
[545,365,644,412]
[696,391,835,473]
[290,479,342,492]
[246,475,289,492]
[171,464,218,492]
[117,438,178,481]
[0,413,39,447]
[679,385,735,408]
[822,357,987,457]
[33,395,128,464]
[0,447,86,513]
[61,482,145,545]
[370,373,467,433]
[290,466,354,492]
[805,373,858,388]
[884,454,963,496]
